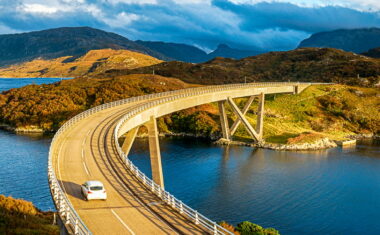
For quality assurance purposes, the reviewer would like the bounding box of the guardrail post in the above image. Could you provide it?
[66,206,70,224]
[75,219,79,234]
[214,223,218,235]
[179,202,184,214]
[195,211,199,225]
[158,187,162,198]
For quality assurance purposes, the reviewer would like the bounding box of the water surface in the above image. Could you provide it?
[129,137,380,235]
[0,77,70,92]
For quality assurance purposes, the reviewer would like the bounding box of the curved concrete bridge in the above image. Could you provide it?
[48,82,313,235]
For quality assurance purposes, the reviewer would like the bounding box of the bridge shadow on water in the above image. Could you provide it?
[59,180,86,201]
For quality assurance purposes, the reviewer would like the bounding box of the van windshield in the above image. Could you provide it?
[90,186,103,191]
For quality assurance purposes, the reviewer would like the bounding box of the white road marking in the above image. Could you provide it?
[111,209,136,235]
[82,161,90,175]
[81,148,85,159]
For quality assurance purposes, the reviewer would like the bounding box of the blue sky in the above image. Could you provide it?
[0,0,380,51]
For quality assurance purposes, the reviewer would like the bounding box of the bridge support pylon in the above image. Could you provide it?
[230,95,255,136]
[146,116,165,189]
[218,101,231,140]
[227,96,264,142]
[256,92,265,139]
[121,126,139,158]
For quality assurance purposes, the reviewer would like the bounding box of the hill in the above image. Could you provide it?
[0,74,195,131]
[298,28,380,53]
[0,195,58,234]
[362,47,380,58]
[106,48,380,87]
[207,44,262,60]
[0,27,168,67]
[135,40,208,63]
[136,41,263,63]
[0,49,162,78]
[0,26,263,67]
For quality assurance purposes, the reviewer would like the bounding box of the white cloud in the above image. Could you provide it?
[0,23,20,34]
[20,3,59,14]
[102,0,157,4]
[101,12,140,28]
[227,0,380,11]
[172,0,211,4]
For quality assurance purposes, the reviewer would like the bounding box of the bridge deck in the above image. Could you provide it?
[54,100,206,234]
[51,83,315,234]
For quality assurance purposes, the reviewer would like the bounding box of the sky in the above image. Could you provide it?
[0,0,380,51]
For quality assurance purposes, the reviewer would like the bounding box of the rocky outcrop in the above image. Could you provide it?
[215,137,337,151]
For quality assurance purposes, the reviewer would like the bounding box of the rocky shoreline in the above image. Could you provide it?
[0,123,44,133]
[2,123,378,151]
[215,137,338,151]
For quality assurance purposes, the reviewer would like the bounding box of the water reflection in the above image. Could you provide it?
[129,137,380,235]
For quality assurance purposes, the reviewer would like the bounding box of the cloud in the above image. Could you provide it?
[101,12,140,28]
[0,23,20,34]
[214,1,380,33]
[0,0,379,51]
[102,0,157,5]
[227,0,380,11]
[20,3,59,14]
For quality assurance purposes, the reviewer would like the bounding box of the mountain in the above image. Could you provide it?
[135,40,208,63]
[298,28,380,53]
[0,26,263,66]
[136,41,263,62]
[104,47,380,87]
[0,49,162,78]
[207,44,262,60]
[362,47,380,58]
[0,27,168,67]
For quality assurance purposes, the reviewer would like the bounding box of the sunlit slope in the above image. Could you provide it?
[0,49,162,78]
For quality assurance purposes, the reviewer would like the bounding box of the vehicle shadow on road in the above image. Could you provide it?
[59,180,86,201]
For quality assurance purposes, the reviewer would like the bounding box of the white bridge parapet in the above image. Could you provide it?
[48,82,327,235]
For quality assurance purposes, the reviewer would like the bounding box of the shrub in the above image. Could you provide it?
[236,221,280,235]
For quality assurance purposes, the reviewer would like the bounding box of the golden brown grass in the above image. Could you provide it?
[0,195,58,235]
[0,49,162,78]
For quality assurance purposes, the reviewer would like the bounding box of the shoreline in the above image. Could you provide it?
[3,125,379,151]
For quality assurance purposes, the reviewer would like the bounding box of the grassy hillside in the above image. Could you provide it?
[0,195,58,235]
[0,71,378,142]
[156,85,379,143]
[0,74,194,131]
[0,49,162,78]
[107,48,380,87]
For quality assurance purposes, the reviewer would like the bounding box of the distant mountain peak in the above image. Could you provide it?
[298,27,380,53]
[216,43,231,49]
[0,26,169,67]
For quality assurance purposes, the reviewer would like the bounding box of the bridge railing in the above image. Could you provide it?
[49,82,313,234]
[113,82,313,235]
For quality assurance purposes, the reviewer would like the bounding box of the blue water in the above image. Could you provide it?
[129,137,380,235]
[0,132,53,210]
[0,77,70,92]
[0,77,67,210]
